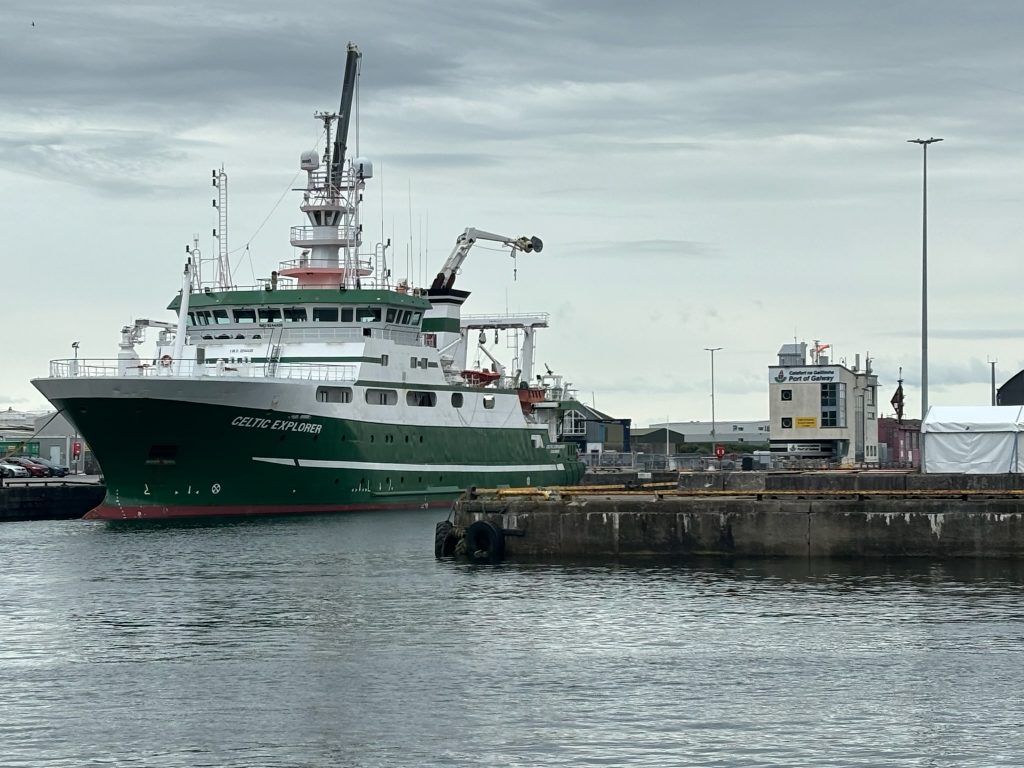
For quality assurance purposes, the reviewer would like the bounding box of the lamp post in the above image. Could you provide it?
[989,358,998,405]
[908,137,941,469]
[704,347,722,461]
[71,341,80,474]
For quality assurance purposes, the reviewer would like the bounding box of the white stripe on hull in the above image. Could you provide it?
[253,456,565,472]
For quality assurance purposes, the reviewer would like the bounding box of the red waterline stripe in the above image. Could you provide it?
[84,499,454,520]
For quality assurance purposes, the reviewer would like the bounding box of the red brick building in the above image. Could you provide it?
[877,417,922,467]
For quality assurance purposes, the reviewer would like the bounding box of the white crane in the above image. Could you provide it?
[429,228,542,293]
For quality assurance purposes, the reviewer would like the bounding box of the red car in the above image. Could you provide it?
[4,457,50,477]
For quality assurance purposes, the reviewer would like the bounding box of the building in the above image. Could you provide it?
[997,370,1024,406]
[768,342,880,465]
[650,420,771,445]
[876,417,922,467]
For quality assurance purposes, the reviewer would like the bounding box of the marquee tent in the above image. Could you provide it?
[921,405,1024,474]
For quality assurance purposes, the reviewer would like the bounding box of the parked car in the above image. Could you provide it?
[4,457,50,477]
[0,461,30,478]
[24,456,69,477]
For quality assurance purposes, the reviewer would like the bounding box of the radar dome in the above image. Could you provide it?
[300,150,320,171]
[354,157,374,179]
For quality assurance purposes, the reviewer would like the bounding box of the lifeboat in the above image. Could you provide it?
[462,369,501,386]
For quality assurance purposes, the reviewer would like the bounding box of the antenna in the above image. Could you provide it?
[212,166,232,289]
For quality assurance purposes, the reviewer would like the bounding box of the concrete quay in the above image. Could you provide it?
[0,479,105,522]
[445,472,1024,560]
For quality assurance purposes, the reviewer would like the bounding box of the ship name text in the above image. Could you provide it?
[231,415,324,434]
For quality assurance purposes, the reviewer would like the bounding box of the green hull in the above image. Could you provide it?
[42,390,584,520]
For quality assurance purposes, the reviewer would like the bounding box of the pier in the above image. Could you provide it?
[440,471,1024,561]
[0,478,105,522]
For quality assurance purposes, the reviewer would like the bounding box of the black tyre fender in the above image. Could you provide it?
[434,520,457,559]
[464,520,505,562]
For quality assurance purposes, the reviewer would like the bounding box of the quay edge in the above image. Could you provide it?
[441,471,1024,560]
[0,482,106,522]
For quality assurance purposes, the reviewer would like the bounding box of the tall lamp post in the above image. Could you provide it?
[908,137,941,469]
[71,341,80,473]
[704,347,722,461]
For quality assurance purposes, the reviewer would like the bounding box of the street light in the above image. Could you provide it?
[71,341,81,473]
[704,347,722,459]
[908,136,941,469]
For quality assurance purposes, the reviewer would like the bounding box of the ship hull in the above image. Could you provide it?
[33,377,585,520]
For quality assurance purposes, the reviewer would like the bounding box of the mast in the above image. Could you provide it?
[283,43,374,289]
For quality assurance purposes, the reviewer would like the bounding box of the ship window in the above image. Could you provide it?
[380,354,389,366]
[357,307,382,323]
[188,313,196,324]
[451,393,464,408]
[317,386,352,403]
[407,391,436,407]
[341,308,353,322]
[283,308,307,322]
[212,309,230,324]
[386,308,397,323]
[313,307,339,322]
[400,310,411,324]
[420,358,428,369]
[194,311,211,325]
[365,388,397,405]
[410,357,417,368]
[233,309,256,323]
[258,308,281,322]
[483,395,495,410]
[410,311,422,325]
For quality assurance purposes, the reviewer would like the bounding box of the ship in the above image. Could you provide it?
[31,44,586,520]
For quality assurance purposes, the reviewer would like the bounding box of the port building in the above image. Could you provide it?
[768,342,879,465]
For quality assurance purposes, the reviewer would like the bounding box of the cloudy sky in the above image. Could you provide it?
[2,0,1022,426]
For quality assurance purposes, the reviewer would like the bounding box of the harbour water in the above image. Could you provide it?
[2,511,1023,767]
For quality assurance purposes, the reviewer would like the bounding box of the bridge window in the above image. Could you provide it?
[283,308,307,322]
[233,309,256,323]
[212,309,230,324]
[409,311,422,325]
[313,307,339,322]
[357,307,381,323]
[341,308,353,322]
[399,310,411,324]
[258,308,281,322]
[386,308,397,323]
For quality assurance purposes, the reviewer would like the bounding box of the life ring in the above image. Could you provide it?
[464,519,505,562]
[159,355,173,367]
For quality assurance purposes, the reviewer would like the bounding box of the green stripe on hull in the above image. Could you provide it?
[51,395,584,515]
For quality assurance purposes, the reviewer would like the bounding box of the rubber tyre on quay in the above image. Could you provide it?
[463,520,505,563]
[434,521,457,559]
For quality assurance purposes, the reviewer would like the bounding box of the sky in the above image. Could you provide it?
[2,0,1023,427]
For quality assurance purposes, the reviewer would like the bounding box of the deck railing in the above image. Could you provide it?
[48,359,358,383]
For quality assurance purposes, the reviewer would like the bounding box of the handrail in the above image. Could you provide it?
[47,359,358,382]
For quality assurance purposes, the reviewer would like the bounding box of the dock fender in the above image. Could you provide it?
[434,520,458,559]
[464,519,505,562]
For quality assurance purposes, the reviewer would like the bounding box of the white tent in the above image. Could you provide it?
[922,405,1024,474]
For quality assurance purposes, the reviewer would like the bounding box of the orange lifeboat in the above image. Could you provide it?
[462,369,501,386]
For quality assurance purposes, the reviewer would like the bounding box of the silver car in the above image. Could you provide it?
[0,461,30,478]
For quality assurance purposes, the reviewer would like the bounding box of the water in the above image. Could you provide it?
[2,513,1024,767]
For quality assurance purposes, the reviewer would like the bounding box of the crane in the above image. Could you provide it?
[429,228,543,293]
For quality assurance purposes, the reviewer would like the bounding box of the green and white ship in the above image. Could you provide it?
[32,44,585,520]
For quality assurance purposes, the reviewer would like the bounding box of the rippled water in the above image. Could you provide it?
[2,512,1024,767]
